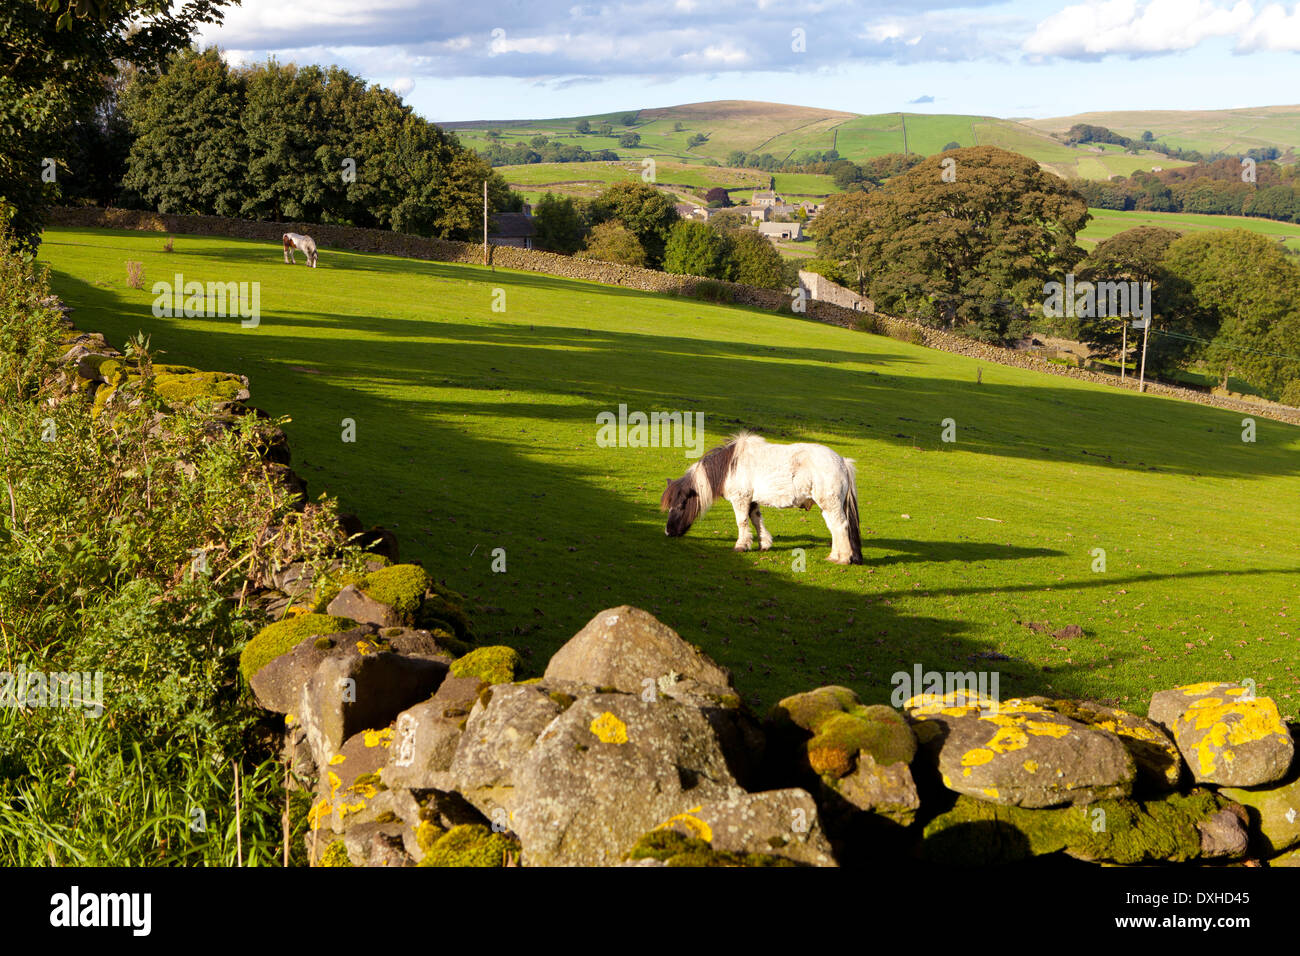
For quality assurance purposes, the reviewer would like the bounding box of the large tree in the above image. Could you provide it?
[1163,229,1300,395]
[813,145,1088,343]
[664,220,733,279]
[532,192,587,254]
[1073,226,1209,379]
[589,182,679,268]
[121,47,247,217]
[1,0,235,249]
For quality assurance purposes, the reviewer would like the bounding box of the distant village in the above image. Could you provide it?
[489,189,824,249]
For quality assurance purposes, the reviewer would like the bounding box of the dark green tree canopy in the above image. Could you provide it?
[814,145,1088,343]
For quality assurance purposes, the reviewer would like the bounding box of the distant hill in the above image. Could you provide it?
[1025,105,1300,159]
[432,98,1300,180]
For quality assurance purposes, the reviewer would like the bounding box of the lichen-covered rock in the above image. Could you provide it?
[509,694,742,866]
[921,790,1244,865]
[449,646,521,685]
[310,727,394,833]
[1149,682,1294,786]
[1023,697,1182,792]
[447,683,565,820]
[376,627,460,663]
[651,788,837,866]
[419,824,519,867]
[906,695,1135,808]
[248,624,372,714]
[358,564,430,617]
[327,583,404,628]
[239,613,354,685]
[341,821,412,867]
[1220,774,1300,855]
[382,675,487,791]
[769,686,920,825]
[543,605,731,695]
[298,641,446,766]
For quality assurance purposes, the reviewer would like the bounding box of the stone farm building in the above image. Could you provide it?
[758,221,803,240]
[489,212,537,249]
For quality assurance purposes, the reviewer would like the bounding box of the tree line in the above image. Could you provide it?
[1074,157,1300,223]
[808,145,1300,401]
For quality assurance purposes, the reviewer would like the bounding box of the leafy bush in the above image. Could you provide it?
[0,229,353,864]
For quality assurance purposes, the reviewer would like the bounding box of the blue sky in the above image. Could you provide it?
[195,0,1300,122]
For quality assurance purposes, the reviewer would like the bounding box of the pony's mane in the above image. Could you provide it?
[698,438,739,502]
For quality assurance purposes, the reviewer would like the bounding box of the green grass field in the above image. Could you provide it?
[1079,207,1300,252]
[38,226,1300,718]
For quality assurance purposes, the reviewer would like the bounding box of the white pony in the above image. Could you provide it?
[661,432,862,564]
[282,232,318,267]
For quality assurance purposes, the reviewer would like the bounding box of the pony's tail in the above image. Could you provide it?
[843,458,863,565]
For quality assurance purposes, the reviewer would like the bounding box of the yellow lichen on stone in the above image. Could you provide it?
[308,799,332,830]
[1024,719,1071,739]
[1180,681,1227,696]
[1179,695,1288,779]
[1023,759,1039,773]
[328,754,346,765]
[657,808,713,843]
[983,787,1000,799]
[327,770,342,800]
[589,711,629,744]
[364,727,393,748]
[962,748,995,768]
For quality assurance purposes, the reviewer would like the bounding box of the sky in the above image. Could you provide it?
[194,0,1300,123]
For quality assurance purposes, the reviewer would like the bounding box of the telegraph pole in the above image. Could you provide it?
[1137,318,1151,392]
[483,180,489,267]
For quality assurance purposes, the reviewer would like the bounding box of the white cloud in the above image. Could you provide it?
[391,77,415,97]
[1024,0,1255,57]
[1237,2,1300,50]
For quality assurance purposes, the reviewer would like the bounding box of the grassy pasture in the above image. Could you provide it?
[1078,207,1300,252]
[38,226,1300,717]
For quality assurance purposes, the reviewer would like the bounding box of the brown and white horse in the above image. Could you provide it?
[282,232,318,267]
[661,432,862,564]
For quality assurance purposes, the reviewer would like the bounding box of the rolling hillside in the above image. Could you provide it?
[1027,104,1300,158]
[440,99,1213,180]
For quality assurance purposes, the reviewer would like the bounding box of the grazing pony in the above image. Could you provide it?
[661,432,862,564]
[282,232,318,268]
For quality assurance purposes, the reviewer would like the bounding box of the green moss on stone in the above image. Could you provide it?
[770,685,861,733]
[419,824,518,867]
[311,569,367,612]
[152,370,245,407]
[239,613,353,682]
[450,646,521,685]
[360,563,430,616]
[415,820,446,855]
[320,840,352,867]
[922,790,1224,866]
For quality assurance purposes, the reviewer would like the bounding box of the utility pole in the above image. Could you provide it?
[1119,319,1128,382]
[483,180,489,267]
[900,112,908,154]
[1137,318,1151,392]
